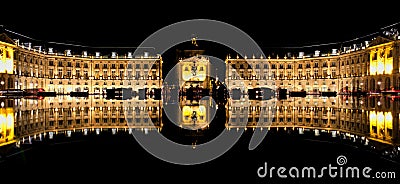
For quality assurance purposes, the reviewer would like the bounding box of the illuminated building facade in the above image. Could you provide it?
[0,33,162,95]
[0,34,16,90]
[226,36,400,93]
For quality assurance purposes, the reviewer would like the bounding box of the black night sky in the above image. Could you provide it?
[3,3,400,52]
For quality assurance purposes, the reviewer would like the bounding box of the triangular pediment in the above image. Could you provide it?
[0,33,15,45]
[369,36,392,47]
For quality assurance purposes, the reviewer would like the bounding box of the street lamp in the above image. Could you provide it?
[0,80,4,90]
[377,81,382,92]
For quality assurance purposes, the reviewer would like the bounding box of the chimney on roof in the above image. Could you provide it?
[365,41,369,47]
[95,52,100,58]
[65,49,72,56]
[23,42,32,49]
[298,52,304,58]
[127,52,133,59]
[48,48,54,54]
[82,51,88,57]
[331,49,337,55]
[111,52,117,58]
[34,46,42,52]
[314,50,320,57]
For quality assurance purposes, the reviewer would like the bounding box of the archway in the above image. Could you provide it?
[370,78,375,91]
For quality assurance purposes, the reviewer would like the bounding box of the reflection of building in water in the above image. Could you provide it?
[7,96,162,142]
[225,36,400,93]
[179,97,213,130]
[0,107,15,146]
[228,96,400,145]
[0,34,16,91]
[0,33,162,95]
[0,96,398,147]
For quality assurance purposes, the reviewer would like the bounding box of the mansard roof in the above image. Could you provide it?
[0,33,15,45]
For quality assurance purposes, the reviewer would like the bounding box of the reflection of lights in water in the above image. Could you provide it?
[332,131,337,137]
[314,129,320,136]
[299,128,304,134]
[49,132,54,139]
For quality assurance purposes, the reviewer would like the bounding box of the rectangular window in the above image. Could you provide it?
[103,70,108,78]
[49,69,54,78]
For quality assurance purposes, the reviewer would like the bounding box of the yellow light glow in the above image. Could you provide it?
[370,111,393,139]
[0,108,15,146]
[0,47,14,74]
[385,59,393,74]
[181,105,207,125]
[377,60,384,74]
[385,112,392,129]
[369,111,376,126]
[370,60,377,75]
